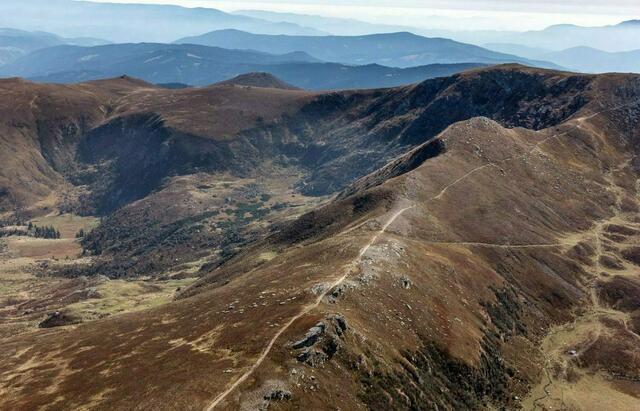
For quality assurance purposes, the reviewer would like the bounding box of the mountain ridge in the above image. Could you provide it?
[0,27,109,64]
[1,65,639,410]
[175,29,561,69]
[215,72,301,90]
[485,43,640,73]
[0,43,483,90]
[0,0,326,43]
[431,20,640,53]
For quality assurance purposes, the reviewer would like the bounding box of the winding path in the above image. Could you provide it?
[205,206,413,410]
[206,101,639,410]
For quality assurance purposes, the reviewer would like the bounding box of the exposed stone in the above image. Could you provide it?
[329,283,348,302]
[263,389,292,401]
[401,276,412,289]
[297,349,329,367]
[292,322,325,349]
[292,314,350,367]
[84,287,100,298]
[330,314,348,335]
[38,311,81,328]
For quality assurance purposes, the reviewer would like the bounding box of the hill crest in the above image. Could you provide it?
[216,72,301,90]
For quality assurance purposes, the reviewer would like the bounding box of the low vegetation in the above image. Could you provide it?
[28,223,61,239]
[0,66,639,410]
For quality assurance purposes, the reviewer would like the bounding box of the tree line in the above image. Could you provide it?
[28,222,61,239]
[0,228,24,238]
[0,222,62,239]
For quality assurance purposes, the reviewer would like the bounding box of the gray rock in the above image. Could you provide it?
[297,349,328,367]
[330,283,347,301]
[329,314,348,335]
[291,314,350,367]
[85,287,100,298]
[264,389,292,401]
[291,322,325,349]
[38,311,81,328]
[400,276,412,289]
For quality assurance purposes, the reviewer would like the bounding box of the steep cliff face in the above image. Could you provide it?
[0,76,155,217]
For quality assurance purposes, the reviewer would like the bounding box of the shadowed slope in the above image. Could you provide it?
[1,65,603,279]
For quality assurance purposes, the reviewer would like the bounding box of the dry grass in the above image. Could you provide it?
[4,237,80,259]
[0,67,639,410]
[65,278,196,321]
[31,214,99,239]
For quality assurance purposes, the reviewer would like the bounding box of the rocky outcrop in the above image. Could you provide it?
[38,311,81,328]
[291,315,348,367]
[263,389,292,401]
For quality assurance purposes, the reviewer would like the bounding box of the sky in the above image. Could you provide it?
[88,0,640,30]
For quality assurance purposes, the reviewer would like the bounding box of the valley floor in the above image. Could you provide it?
[0,213,198,339]
[524,166,640,410]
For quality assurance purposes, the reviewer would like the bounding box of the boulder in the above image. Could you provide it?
[39,311,81,328]
[291,322,325,349]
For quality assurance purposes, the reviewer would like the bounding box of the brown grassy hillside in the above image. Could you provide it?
[0,66,639,410]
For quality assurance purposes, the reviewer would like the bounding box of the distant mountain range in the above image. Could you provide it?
[486,43,640,73]
[0,1,635,85]
[0,43,315,84]
[429,20,640,53]
[234,10,421,36]
[0,0,325,43]
[244,62,485,90]
[233,10,640,55]
[0,28,107,65]
[176,30,560,69]
[0,42,483,90]
[545,47,640,73]
[0,0,637,56]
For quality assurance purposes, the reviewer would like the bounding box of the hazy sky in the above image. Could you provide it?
[89,0,640,30]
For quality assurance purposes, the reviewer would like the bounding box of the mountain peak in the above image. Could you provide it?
[215,72,301,90]
[617,19,640,26]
